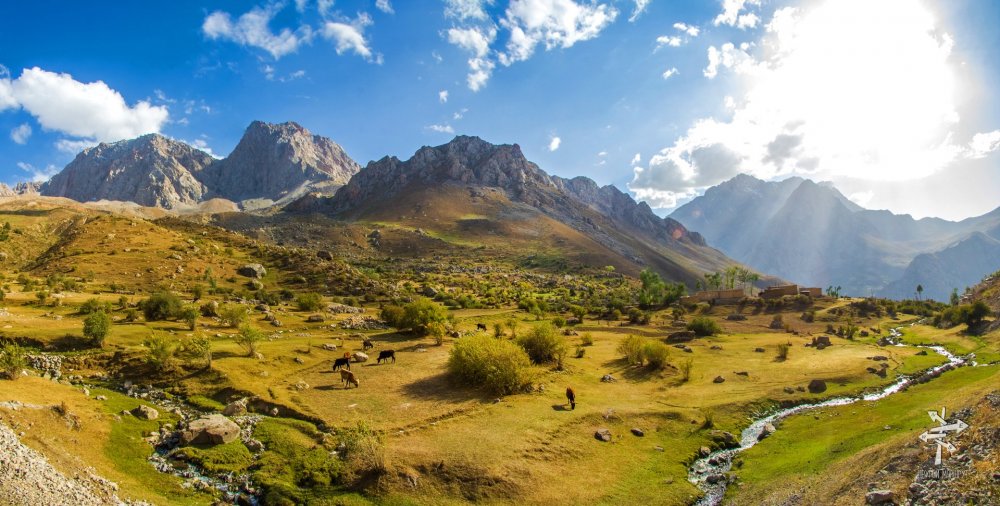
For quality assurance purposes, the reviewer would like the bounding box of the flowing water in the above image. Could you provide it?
[687,327,969,505]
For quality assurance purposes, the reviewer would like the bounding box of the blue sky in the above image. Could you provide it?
[1,0,999,220]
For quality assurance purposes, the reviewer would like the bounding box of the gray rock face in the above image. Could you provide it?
[41,134,214,207]
[180,414,240,446]
[200,120,360,202]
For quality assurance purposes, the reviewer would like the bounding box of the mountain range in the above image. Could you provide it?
[670,174,1000,301]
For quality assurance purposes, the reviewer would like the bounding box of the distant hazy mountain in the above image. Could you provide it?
[291,135,745,285]
[670,174,1000,300]
[38,121,360,209]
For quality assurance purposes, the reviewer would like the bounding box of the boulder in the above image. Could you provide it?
[180,414,241,446]
[317,250,334,261]
[237,264,267,279]
[666,331,695,343]
[306,315,325,323]
[713,376,725,383]
[630,428,645,437]
[807,379,827,393]
[757,422,776,441]
[698,446,712,457]
[783,387,795,394]
[915,350,928,356]
[222,398,248,416]
[709,430,739,449]
[725,314,747,321]
[594,428,612,442]
[352,352,369,363]
[706,474,726,485]
[811,335,832,349]
[754,347,766,353]
[871,355,888,361]
[322,343,338,351]
[865,490,895,505]
[131,405,159,420]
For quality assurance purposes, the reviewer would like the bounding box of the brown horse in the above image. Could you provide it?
[340,369,360,388]
[565,387,576,410]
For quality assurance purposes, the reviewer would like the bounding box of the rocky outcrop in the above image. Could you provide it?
[180,414,241,446]
[41,134,214,208]
[199,121,360,203]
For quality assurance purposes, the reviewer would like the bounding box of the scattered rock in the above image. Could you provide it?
[180,414,241,446]
[871,355,888,361]
[865,489,894,505]
[222,398,248,416]
[698,446,712,457]
[237,263,267,278]
[317,250,334,261]
[757,422,776,441]
[709,430,739,449]
[666,331,695,343]
[713,376,725,383]
[594,428,612,442]
[352,352,369,363]
[783,387,795,394]
[631,428,645,437]
[95,395,107,401]
[754,347,766,353]
[811,335,832,350]
[807,379,827,394]
[710,345,723,350]
[306,315,325,323]
[725,314,746,321]
[600,374,616,383]
[734,371,749,376]
[131,405,159,420]
[322,343,338,351]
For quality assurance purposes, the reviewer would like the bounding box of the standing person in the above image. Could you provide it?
[566,386,576,410]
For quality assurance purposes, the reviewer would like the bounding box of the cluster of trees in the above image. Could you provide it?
[617,335,670,369]
[696,266,760,295]
[638,269,686,308]
[380,298,450,335]
[934,301,992,330]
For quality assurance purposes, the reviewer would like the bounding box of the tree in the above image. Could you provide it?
[399,298,449,335]
[950,288,960,306]
[234,323,265,357]
[968,301,991,326]
[568,304,586,323]
[296,292,324,311]
[142,292,182,321]
[0,340,26,380]
[218,303,250,328]
[83,310,112,346]
[179,305,200,330]
[517,323,567,366]
[916,284,924,301]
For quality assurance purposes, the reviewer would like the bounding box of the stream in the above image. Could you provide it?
[686,326,970,505]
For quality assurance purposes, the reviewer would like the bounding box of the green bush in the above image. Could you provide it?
[379,305,405,328]
[141,292,182,321]
[687,316,721,336]
[296,293,324,311]
[0,340,26,380]
[776,342,790,361]
[178,335,212,367]
[179,305,200,330]
[218,303,249,328]
[642,340,670,369]
[79,297,111,315]
[448,334,532,395]
[679,358,694,382]
[400,298,449,335]
[618,335,645,365]
[82,310,112,346]
[580,333,594,346]
[516,323,567,365]
[144,335,175,371]
[234,323,265,357]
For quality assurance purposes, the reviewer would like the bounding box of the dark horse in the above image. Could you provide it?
[377,350,396,364]
[362,339,374,350]
[332,357,350,371]
[566,387,576,410]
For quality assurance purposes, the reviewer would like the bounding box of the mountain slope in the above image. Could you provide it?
[41,134,214,208]
[290,135,742,285]
[199,121,360,205]
[881,230,1000,301]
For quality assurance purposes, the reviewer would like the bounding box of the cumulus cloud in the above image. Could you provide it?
[967,130,1000,159]
[655,36,682,49]
[428,124,455,134]
[16,161,60,183]
[453,108,468,120]
[444,0,493,21]
[376,0,394,14]
[629,0,652,23]
[713,0,761,29]
[188,138,221,159]
[0,67,168,146]
[447,26,495,58]
[631,153,641,165]
[661,67,678,80]
[548,135,561,151]
[55,138,99,154]
[656,22,699,50]
[203,5,312,59]
[10,123,31,144]
[673,22,699,37]
[498,0,618,66]
[631,0,972,209]
[321,13,381,62]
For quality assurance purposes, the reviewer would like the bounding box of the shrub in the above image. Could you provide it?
[380,305,405,328]
[179,305,200,330]
[552,316,566,328]
[400,298,449,335]
[191,285,204,301]
[575,346,585,358]
[0,340,26,380]
[340,420,389,476]
[642,340,670,369]
[505,318,519,339]
[79,298,111,315]
[427,322,446,346]
[82,310,112,346]
[447,334,532,395]
[178,335,212,368]
[218,303,249,328]
[124,308,139,322]
[776,342,790,361]
[517,323,567,365]
[580,333,594,346]
[679,358,693,382]
[296,292,324,311]
[35,290,49,305]
[618,335,645,365]
[801,310,815,323]
[145,335,175,371]
[493,322,504,338]
[234,324,265,357]
[142,292,182,321]
[688,316,721,336]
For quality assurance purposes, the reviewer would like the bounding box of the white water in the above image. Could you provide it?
[687,327,967,505]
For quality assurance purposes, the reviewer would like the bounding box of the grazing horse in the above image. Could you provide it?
[377,350,396,364]
[332,357,350,371]
[476,323,487,331]
[340,369,359,388]
[565,387,576,410]
[362,339,374,351]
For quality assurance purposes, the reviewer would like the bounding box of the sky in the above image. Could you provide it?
[1,0,999,220]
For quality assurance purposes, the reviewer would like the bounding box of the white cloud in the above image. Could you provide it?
[439,90,449,103]
[968,130,1000,159]
[10,123,31,144]
[202,5,312,59]
[467,57,495,91]
[631,153,641,165]
[317,0,334,17]
[16,162,60,183]
[428,124,455,134]
[713,0,761,28]
[629,0,652,23]
[632,0,968,209]
[447,26,495,58]
[655,36,682,49]
[0,67,168,144]
[321,13,381,62]
[376,0,394,14]
[55,138,98,154]
[548,135,561,151]
[453,108,468,120]
[661,67,678,79]
[295,0,308,13]
[188,138,221,159]
[444,0,493,21]
[703,42,758,78]
[498,0,618,66]
[597,150,607,157]
[673,22,699,37]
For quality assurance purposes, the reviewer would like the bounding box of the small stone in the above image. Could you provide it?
[595,428,612,442]
[698,446,712,457]
[865,490,894,505]
[95,395,107,401]
[630,427,644,437]
[131,405,159,420]
[713,376,725,383]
